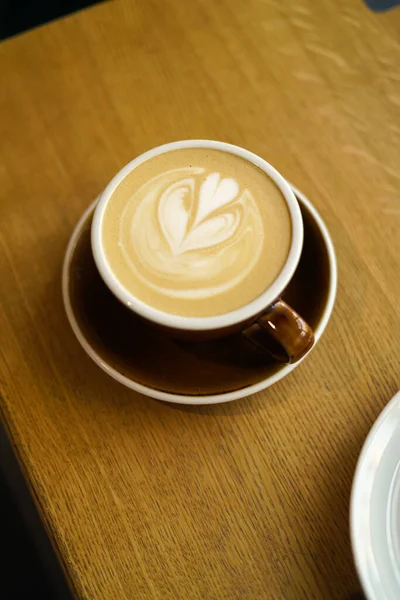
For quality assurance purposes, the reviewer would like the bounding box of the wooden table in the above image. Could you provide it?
[1,0,399,598]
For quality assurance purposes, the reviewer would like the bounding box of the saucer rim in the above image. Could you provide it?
[350,391,400,600]
[62,185,337,405]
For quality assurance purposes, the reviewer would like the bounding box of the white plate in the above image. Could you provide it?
[351,391,400,600]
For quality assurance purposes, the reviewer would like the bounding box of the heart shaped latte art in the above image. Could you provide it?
[158,173,241,256]
[120,165,264,302]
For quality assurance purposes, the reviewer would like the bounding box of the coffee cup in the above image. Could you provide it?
[91,140,314,363]
[63,184,336,404]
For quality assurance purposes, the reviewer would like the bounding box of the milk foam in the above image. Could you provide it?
[119,167,264,300]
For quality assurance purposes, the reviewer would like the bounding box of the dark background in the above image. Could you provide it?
[0,0,103,40]
[0,422,74,599]
[0,475,54,599]
[0,0,398,41]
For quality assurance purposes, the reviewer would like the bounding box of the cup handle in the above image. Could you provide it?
[242,299,314,363]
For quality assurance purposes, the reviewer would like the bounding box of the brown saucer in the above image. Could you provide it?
[63,188,336,402]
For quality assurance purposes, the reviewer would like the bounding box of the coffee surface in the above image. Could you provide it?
[102,148,292,317]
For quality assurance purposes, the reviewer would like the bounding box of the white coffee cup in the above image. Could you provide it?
[91,140,312,362]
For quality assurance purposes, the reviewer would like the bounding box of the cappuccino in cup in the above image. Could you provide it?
[92,140,312,364]
[100,148,292,318]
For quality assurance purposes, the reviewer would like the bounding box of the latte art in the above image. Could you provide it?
[120,169,264,299]
[102,148,292,317]
[159,173,240,256]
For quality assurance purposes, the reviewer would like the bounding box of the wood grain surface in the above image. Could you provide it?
[0,0,399,598]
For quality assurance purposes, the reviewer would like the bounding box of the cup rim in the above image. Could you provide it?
[63,185,337,405]
[91,140,304,331]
